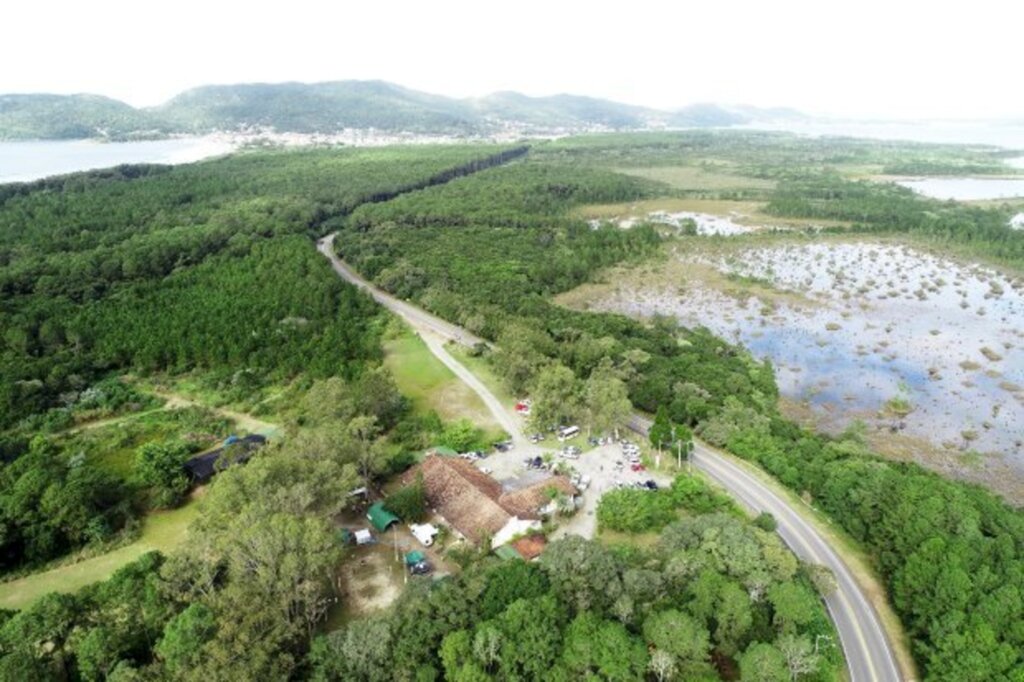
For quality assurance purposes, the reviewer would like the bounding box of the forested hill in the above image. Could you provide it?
[0,80,797,140]
[0,94,164,140]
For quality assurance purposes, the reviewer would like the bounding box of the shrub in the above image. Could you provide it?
[597,488,677,533]
[384,476,427,523]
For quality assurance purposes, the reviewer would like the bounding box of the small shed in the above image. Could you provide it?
[367,502,399,532]
[405,550,427,566]
[354,529,374,545]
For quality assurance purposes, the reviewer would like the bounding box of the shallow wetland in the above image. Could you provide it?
[559,234,1024,500]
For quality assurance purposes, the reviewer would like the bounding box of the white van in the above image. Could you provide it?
[557,425,580,442]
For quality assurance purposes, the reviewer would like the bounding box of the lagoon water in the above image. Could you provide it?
[0,138,235,184]
[898,177,1024,201]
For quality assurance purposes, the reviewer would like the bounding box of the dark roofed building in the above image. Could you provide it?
[184,434,266,484]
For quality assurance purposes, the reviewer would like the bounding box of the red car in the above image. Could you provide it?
[631,463,646,472]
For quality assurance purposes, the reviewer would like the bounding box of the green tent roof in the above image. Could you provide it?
[367,502,399,532]
[405,550,426,566]
[494,545,520,561]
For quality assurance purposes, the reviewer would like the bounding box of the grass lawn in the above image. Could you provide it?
[613,165,777,192]
[384,329,500,433]
[446,343,517,409]
[55,406,232,482]
[0,493,201,611]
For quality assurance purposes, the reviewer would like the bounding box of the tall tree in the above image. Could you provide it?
[642,610,712,678]
[740,642,789,682]
[529,363,580,430]
[134,441,190,508]
[584,358,632,437]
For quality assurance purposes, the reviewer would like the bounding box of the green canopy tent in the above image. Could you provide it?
[405,550,426,566]
[367,502,399,532]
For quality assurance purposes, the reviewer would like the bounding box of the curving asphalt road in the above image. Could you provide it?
[317,232,903,682]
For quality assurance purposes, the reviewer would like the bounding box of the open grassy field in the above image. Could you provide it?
[0,491,202,610]
[384,329,501,433]
[446,343,518,410]
[57,406,233,481]
[613,165,777,192]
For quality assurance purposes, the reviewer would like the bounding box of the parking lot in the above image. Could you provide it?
[477,434,672,540]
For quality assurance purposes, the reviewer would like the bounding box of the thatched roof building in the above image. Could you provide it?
[403,455,576,545]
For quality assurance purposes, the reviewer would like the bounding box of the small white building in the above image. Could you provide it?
[491,517,542,549]
[354,529,374,545]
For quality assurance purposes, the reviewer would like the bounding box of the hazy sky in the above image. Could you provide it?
[3,0,1020,119]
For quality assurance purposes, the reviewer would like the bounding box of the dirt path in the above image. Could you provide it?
[147,389,279,436]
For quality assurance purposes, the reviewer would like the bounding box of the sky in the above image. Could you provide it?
[2,0,1021,120]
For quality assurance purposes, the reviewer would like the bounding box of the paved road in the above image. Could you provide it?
[318,234,483,348]
[628,417,901,682]
[318,233,903,682]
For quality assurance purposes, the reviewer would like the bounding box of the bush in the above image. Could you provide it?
[597,488,677,533]
[384,476,427,523]
[439,419,486,453]
[754,512,778,532]
[668,475,733,514]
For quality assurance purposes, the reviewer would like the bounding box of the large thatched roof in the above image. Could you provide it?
[403,455,575,544]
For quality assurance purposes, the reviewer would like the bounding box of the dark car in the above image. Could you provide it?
[644,480,659,491]
[409,560,433,576]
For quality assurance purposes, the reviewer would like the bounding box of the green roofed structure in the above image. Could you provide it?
[367,502,399,532]
[494,545,520,561]
[405,550,426,566]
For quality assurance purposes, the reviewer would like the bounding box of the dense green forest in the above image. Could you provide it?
[0,145,515,572]
[3,132,1024,680]
[764,176,1024,265]
[336,134,1024,680]
[0,145,514,430]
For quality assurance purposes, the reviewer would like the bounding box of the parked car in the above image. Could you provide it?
[494,441,513,452]
[409,560,433,576]
[643,480,659,491]
[631,463,646,472]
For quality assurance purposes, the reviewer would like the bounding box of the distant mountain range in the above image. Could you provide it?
[0,80,809,140]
